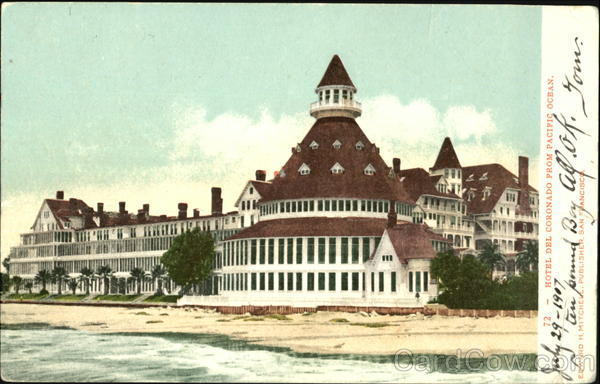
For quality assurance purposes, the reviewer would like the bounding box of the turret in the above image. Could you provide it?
[310,55,362,119]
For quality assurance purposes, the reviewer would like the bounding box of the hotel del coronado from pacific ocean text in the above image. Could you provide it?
[7,56,539,307]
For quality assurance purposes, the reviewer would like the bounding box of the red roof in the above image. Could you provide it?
[462,163,538,214]
[227,217,395,240]
[317,55,355,88]
[45,198,91,229]
[431,137,461,170]
[259,117,413,204]
[386,223,450,262]
[398,168,460,201]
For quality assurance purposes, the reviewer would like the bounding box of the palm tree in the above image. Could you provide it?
[12,276,23,294]
[97,265,113,295]
[150,264,167,296]
[129,267,147,295]
[2,256,10,276]
[67,279,79,295]
[516,240,539,273]
[25,281,33,294]
[51,267,69,295]
[34,270,52,293]
[478,242,506,278]
[79,267,94,295]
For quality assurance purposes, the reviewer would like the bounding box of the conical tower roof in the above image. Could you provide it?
[317,55,355,88]
[431,137,462,170]
[260,117,412,203]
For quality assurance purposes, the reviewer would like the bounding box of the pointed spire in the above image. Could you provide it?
[317,55,355,88]
[431,137,462,170]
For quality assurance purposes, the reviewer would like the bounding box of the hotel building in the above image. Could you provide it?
[7,55,538,307]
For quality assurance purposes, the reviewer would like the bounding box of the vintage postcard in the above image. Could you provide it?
[1,3,598,383]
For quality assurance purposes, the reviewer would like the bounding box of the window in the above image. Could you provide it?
[329,238,336,263]
[332,140,342,149]
[296,238,303,264]
[318,238,326,264]
[423,271,428,292]
[287,238,293,264]
[307,238,315,264]
[479,172,488,181]
[325,200,330,211]
[331,162,344,174]
[355,141,365,150]
[341,273,348,290]
[251,240,257,264]
[415,271,421,292]
[341,238,349,263]
[259,239,266,264]
[371,272,375,292]
[328,273,336,291]
[318,273,325,290]
[268,273,274,290]
[260,273,265,290]
[318,200,323,211]
[307,273,315,291]
[299,163,311,175]
[379,272,384,292]
[391,272,397,292]
[268,239,274,264]
[382,254,393,262]
[333,89,339,103]
[287,272,294,291]
[362,237,370,262]
[352,272,359,291]
[408,271,413,292]
[466,174,474,182]
[296,272,302,291]
[364,164,376,175]
[278,239,284,264]
[309,140,319,150]
[278,273,284,291]
[351,238,359,263]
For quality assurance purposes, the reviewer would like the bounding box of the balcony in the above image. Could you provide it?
[310,99,362,118]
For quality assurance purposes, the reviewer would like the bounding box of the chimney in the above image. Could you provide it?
[193,209,200,218]
[56,191,64,200]
[97,202,104,214]
[119,201,126,214]
[143,204,149,214]
[393,158,401,175]
[83,207,94,228]
[255,170,266,182]
[178,203,188,219]
[518,156,531,213]
[137,209,146,223]
[387,200,397,228]
[159,214,167,220]
[211,187,223,215]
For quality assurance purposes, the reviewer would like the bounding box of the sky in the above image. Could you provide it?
[1,3,542,262]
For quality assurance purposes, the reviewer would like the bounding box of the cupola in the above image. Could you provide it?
[310,55,362,119]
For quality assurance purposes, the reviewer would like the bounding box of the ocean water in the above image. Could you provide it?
[1,324,537,383]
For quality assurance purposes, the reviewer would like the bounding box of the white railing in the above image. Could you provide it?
[310,99,362,110]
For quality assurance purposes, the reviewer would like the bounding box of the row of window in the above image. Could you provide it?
[422,197,463,213]
[259,199,413,217]
[219,237,381,268]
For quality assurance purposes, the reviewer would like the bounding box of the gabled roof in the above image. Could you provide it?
[398,168,460,201]
[260,117,413,204]
[385,223,451,262]
[317,55,355,88]
[431,137,462,170]
[462,163,538,214]
[41,198,91,229]
[234,180,272,207]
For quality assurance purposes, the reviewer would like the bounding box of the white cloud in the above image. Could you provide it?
[0,95,538,266]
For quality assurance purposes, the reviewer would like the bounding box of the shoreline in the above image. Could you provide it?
[1,303,537,356]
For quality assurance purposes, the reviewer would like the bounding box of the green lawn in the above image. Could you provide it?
[143,295,179,303]
[52,294,87,301]
[7,293,48,300]
[93,294,140,302]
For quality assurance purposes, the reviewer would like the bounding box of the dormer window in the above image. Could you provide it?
[482,187,491,200]
[295,144,302,152]
[280,170,286,178]
[298,163,311,175]
[332,140,342,149]
[479,172,488,181]
[513,177,519,184]
[364,164,376,175]
[331,162,345,174]
[309,140,319,150]
[355,141,365,150]
[467,189,476,201]
[466,174,474,182]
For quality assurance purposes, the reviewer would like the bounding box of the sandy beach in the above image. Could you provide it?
[1,303,536,356]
